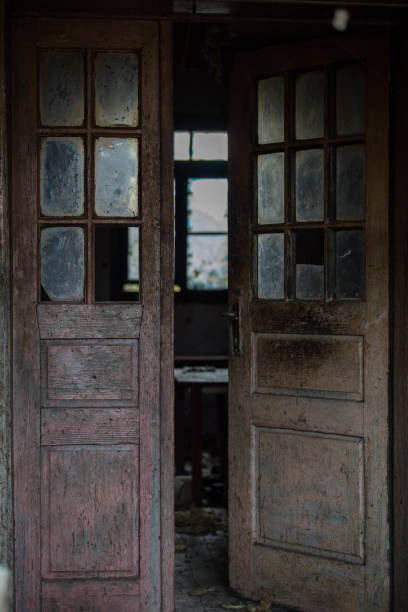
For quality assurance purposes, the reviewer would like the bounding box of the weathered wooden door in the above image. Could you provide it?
[11,18,173,611]
[228,34,389,611]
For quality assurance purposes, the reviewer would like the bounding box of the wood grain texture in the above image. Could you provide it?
[159,20,175,612]
[12,17,41,611]
[0,0,12,574]
[42,581,140,612]
[392,27,408,612]
[12,17,165,611]
[254,333,363,399]
[228,33,390,611]
[37,303,142,339]
[41,408,139,445]
[255,428,364,562]
[41,340,138,405]
[41,445,139,578]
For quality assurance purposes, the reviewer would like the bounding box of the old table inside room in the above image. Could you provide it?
[174,367,228,507]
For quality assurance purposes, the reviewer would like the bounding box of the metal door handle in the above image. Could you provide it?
[222,302,240,356]
[221,311,239,321]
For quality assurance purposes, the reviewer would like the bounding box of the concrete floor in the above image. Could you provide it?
[175,511,287,612]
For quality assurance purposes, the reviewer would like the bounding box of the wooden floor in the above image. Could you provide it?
[175,511,287,611]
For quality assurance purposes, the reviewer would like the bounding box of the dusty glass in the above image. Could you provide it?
[257,233,284,299]
[95,52,139,127]
[95,138,139,217]
[258,77,284,144]
[257,153,285,225]
[41,227,84,301]
[40,51,84,127]
[40,137,84,217]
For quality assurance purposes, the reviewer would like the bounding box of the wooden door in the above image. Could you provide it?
[228,34,389,611]
[11,18,173,611]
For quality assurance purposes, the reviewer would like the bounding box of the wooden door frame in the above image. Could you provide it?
[1,3,408,610]
[0,0,13,584]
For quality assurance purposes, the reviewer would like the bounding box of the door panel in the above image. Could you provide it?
[229,34,389,611]
[12,18,170,611]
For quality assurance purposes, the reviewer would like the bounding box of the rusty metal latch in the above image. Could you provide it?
[221,301,240,356]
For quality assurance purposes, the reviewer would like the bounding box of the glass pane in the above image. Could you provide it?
[296,149,324,221]
[41,227,84,301]
[95,226,139,301]
[95,138,139,217]
[336,64,365,135]
[296,229,324,300]
[336,144,365,221]
[40,51,84,127]
[191,132,228,161]
[257,233,284,299]
[187,235,228,289]
[258,77,284,144]
[187,179,228,232]
[335,230,365,299]
[257,153,285,225]
[40,137,84,217]
[174,131,191,160]
[296,71,324,140]
[95,52,139,127]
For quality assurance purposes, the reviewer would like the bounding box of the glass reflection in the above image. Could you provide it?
[296,71,324,140]
[41,227,84,301]
[95,52,139,127]
[95,138,139,217]
[40,51,84,127]
[257,233,284,299]
[257,153,285,224]
[40,137,84,217]
[258,76,285,144]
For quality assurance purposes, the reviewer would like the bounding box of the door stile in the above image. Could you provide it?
[228,49,253,589]
[363,38,390,609]
[12,18,41,611]
[159,20,175,612]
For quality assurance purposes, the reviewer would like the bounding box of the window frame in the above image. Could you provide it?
[174,159,228,300]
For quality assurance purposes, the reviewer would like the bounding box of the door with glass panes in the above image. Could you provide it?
[11,18,172,611]
[228,34,389,610]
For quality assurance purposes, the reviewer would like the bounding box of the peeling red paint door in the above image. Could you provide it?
[12,18,173,611]
[228,34,390,611]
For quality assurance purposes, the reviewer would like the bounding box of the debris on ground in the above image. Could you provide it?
[187,586,216,596]
[175,506,223,535]
[247,601,272,611]
[218,604,246,609]
[175,538,188,553]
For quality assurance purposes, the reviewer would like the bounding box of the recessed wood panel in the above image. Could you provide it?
[37,303,142,339]
[41,339,138,406]
[254,333,363,399]
[255,427,364,562]
[42,445,139,578]
[42,580,140,612]
[41,408,139,445]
